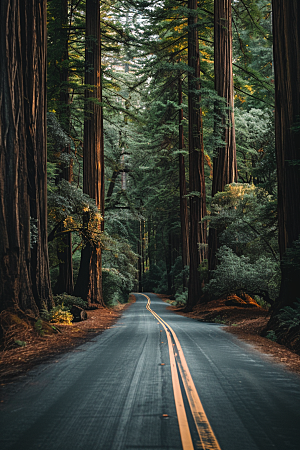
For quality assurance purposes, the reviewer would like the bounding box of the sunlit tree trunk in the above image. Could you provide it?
[21,0,52,310]
[0,0,52,313]
[208,0,237,271]
[271,0,300,311]
[74,0,104,306]
[186,0,207,311]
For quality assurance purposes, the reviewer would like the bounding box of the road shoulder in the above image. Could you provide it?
[0,296,136,383]
[160,295,300,377]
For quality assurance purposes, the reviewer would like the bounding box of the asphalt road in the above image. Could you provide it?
[1,293,300,450]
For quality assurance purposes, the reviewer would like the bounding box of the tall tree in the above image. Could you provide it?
[52,0,74,295]
[0,0,52,313]
[208,0,238,271]
[74,0,105,306]
[186,0,207,311]
[271,0,300,310]
[178,75,189,287]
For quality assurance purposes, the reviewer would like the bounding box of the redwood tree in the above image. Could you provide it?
[178,75,189,287]
[74,0,104,306]
[186,0,207,310]
[51,0,74,295]
[271,0,300,311]
[208,0,237,271]
[0,0,52,313]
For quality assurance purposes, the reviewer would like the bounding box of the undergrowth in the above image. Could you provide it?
[41,306,73,324]
[278,299,300,331]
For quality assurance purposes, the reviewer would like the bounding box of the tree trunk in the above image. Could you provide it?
[186,0,207,311]
[54,0,74,295]
[166,232,173,295]
[138,220,143,292]
[178,76,189,288]
[208,0,237,271]
[0,0,52,314]
[21,0,52,311]
[270,0,300,311]
[74,0,104,306]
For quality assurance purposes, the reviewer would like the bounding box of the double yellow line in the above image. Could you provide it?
[143,294,221,450]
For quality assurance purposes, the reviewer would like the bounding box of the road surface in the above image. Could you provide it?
[1,293,300,450]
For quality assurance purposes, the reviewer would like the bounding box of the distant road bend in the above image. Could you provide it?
[1,293,300,450]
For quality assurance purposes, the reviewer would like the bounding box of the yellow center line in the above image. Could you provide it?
[145,296,194,450]
[142,293,221,450]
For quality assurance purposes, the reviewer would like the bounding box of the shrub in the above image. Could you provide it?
[266,330,277,342]
[102,236,138,303]
[278,299,300,331]
[174,288,188,306]
[42,306,73,324]
[102,268,131,306]
[204,245,279,302]
[53,293,87,309]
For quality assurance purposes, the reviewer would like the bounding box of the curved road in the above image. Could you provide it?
[1,293,300,449]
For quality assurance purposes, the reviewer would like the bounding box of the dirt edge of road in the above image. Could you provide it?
[158,295,300,377]
[0,296,136,383]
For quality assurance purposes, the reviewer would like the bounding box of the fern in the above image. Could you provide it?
[278,299,300,331]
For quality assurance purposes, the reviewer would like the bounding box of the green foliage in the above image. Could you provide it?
[48,179,103,247]
[232,0,273,108]
[204,245,279,301]
[14,340,27,347]
[102,268,131,306]
[235,108,276,192]
[170,257,188,292]
[101,234,138,306]
[102,235,138,301]
[142,264,164,292]
[208,183,278,262]
[265,330,277,342]
[53,293,87,310]
[213,316,227,325]
[254,295,271,309]
[30,218,38,248]
[42,306,73,324]
[278,300,300,331]
[34,319,45,337]
[174,288,188,306]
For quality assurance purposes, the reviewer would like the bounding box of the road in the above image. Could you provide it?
[1,293,300,450]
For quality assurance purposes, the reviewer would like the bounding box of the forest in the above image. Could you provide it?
[0,0,300,353]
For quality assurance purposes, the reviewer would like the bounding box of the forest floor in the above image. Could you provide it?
[1,293,300,384]
[0,295,136,383]
[158,295,300,377]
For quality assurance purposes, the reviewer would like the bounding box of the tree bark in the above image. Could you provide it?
[178,76,189,288]
[54,0,74,295]
[0,0,52,313]
[186,0,207,311]
[21,0,52,311]
[208,0,237,271]
[74,0,104,306]
[138,219,143,292]
[271,0,300,311]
